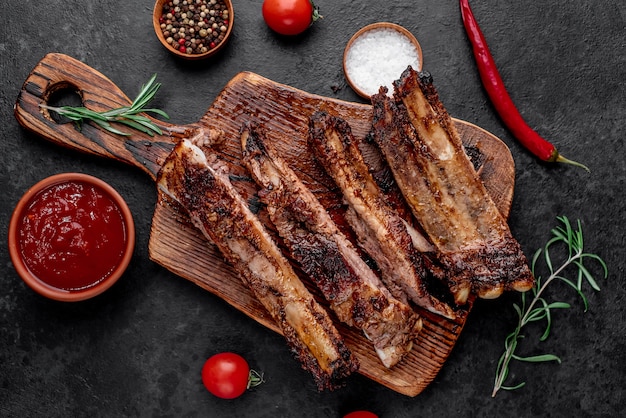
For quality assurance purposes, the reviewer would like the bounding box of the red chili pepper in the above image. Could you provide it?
[459,0,588,170]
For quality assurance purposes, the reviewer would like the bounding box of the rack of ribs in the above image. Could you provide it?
[370,67,534,304]
[241,123,422,368]
[309,111,458,320]
[157,139,358,390]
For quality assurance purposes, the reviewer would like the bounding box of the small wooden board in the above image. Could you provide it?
[15,53,515,397]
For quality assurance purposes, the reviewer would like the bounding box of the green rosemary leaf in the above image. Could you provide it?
[576,263,585,290]
[530,279,541,297]
[525,305,548,323]
[557,215,573,233]
[544,244,554,275]
[539,314,552,341]
[43,105,106,122]
[100,107,130,118]
[132,74,157,101]
[130,74,161,111]
[559,277,590,311]
[116,119,155,136]
[548,229,567,244]
[141,108,170,119]
[578,290,590,313]
[588,254,608,276]
[76,107,111,121]
[501,382,526,391]
[90,118,130,136]
[57,110,87,123]
[574,221,584,249]
[41,75,169,137]
[495,351,507,375]
[122,113,153,124]
[520,287,528,306]
[504,332,519,350]
[493,352,513,395]
[41,105,75,118]
[531,248,542,273]
[574,260,601,291]
[512,353,561,363]
[546,302,571,309]
[491,216,606,397]
[538,302,571,341]
[119,116,164,136]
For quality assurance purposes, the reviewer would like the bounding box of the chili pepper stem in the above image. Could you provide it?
[554,154,590,172]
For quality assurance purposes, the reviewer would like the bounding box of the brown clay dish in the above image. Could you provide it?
[8,173,135,302]
[153,0,234,60]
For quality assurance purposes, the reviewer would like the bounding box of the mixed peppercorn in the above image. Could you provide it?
[159,0,230,55]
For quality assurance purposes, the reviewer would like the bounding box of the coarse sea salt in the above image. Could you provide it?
[344,27,421,97]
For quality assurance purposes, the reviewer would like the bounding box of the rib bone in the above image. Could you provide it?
[241,124,422,368]
[309,111,458,319]
[157,139,358,390]
[370,67,534,304]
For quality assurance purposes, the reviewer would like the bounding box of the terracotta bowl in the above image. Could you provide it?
[153,0,234,60]
[343,22,423,99]
[8,173,135,302]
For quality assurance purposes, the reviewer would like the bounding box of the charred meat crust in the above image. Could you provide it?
[309,111,458,320]
[157,139,358,390]
[371,66,534,303]
[241,123,422,368]
[369,89,472,302]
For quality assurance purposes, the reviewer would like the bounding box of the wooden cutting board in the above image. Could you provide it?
[15,53,515,397]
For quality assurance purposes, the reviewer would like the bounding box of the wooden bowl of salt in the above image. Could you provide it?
[343,22,423,99]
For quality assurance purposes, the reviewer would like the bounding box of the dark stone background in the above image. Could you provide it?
[1,1,624,417]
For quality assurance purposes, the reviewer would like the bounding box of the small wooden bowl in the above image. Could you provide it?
[343,22,423,99]
[153,0,234,60]
[8,173,135,302]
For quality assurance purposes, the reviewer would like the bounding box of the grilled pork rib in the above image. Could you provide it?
[370,67,534,304]
[157,139,358,390]
[241,124,422,368]
[309,112,457,320]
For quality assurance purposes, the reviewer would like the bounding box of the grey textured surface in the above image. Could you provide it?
[1,1,624,417]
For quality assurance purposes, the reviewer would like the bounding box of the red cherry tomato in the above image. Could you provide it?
[201,352,252,399]
[343,412,379,418]
[262,0,320,36]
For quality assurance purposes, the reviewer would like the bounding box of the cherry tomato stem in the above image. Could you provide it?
[201,352,263,399]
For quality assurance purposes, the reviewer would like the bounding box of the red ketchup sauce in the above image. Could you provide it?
[17,180,128,291]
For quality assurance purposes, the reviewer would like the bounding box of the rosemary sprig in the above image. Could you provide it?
[41,74,169,136]
[492,216,607,397]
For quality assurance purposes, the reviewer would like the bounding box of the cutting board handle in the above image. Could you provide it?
[14,53,198,180]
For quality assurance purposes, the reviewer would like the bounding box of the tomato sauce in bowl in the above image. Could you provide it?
[9,173,135,301]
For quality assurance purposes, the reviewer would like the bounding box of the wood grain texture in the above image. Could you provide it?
[15,53,515,397]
